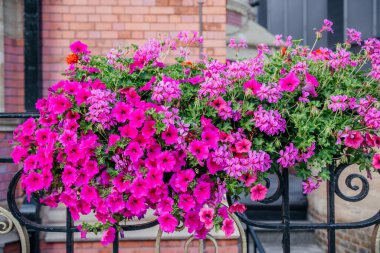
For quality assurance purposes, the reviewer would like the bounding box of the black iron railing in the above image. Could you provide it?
[2,112,380,253]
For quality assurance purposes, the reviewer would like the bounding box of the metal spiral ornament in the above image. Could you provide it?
[260,169,283,204]
[334,164,370,202]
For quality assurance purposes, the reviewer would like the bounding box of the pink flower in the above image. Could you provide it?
[100,227,116,246]
[106,192,125,213]
[194,181,211,204]
[253,106,286,136]
[70,41,89,54]
[328,95,349,112]
[124,142,143,162]
[11,146,29,164]
[24,171,44,193]
[158,212,178,233]
[243,79,262,94]
[108,134,120,147]
[142,120,156,138]
[130,177,148,198]
[346,28,361,45]
[344,131,364,149]
[62,165,77,186]
[229,203,247,213]
[372,154,380,169]
[50,95,72,115]
[119,124,138,139]
[250,184,267,201]
[162,124,178,145]
[189,140,209,161]
[302,178,320,194]
[178,194,196,212]
[139,76,156,92]
[319,19,334,33]
[112,102,132,123]
[126,195,147,216]
[211,97,227,110]
[156,151,176,172]
[199,207,214,229]
[222,218,235,237]
[279,72,300,92]
[201,130,219,149]
[277,143,298,168]
[235,139,251,153]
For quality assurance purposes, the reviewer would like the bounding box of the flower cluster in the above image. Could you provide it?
[12,21,380,245]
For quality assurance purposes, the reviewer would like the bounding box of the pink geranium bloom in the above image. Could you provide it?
[189,140,209,161]
[344,131,364,149]
[124,142,143,162]
[250,184,267,201]
[222,218,235,237]
[372,154,380,169]
[199,207,214,229]
[112,102,132,123]
[158,212,178,233]
[157,151,176,172]
[243,78,262,94]
[235,139,251,153]
[100,227,116,246]
[162,124,178,145]
[201,129,219,149]
[279,72,300,92]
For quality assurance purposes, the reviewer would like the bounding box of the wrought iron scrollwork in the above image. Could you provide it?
[260,169,283,204]
[0,206,30,253]
[334,164,370,202]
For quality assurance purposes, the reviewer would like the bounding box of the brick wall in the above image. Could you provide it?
[41,0,226,95]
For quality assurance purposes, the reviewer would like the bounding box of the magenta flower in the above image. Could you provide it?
[243,78,262,94]
[108,134,120,147]
[346,28,362,45]
[162,124,178,145]
[279,72,300,92]
[253,106,286,136]
[277,143,298,168]
[372,154,380,169]
[302,178,320,194]
[201,129,219,149]
[178,194,196,212]
[222,218,235,237]
[194,181,211,204]
[70,41,89,54]
[100,227,116,246]
[228,203,247,213]
[152,76,181,104]
[124,142,143,162]
[344,131,364,149]
[319,19,334,33]
[189,140,209,161]
[112,102,132,123]
[235,139,251,153]
[156,151,176,172]
[328,95,349,112]
[158,212,178,233]
[142,120,156,138]
[250,184,267,201]
[199,207,214,229]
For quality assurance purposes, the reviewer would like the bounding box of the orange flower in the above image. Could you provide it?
[281,47,287,57]
[181,61,193,67]
[66,53,79,64]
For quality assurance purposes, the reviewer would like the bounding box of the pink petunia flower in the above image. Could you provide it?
[100,227,116,246]
[70,41,90,54]
[162,124,178,145]
[250,184,267,201]
[372,154,380,169]
[222,218,235,237]
[243,78,262,95]
[279,72,300,92]
[108,134,120,147]
[189,140,209,161]
[235,139,251,153]
[178,194,196,212]
[201,129,219,149]
[344,131,364,149]
[199,207,214,229]
[112,102,132,123]
[194,181,211,204]
[158,212,178,233]
[156,151,176,172]
[124,142,144,162]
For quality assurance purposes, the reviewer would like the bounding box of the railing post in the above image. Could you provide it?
[113,230,119,253]
[327,164,336,253]
[282,168,290,253]
[66,208,74,253]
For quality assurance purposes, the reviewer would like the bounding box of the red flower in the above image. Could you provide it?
[66,53,79,64]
